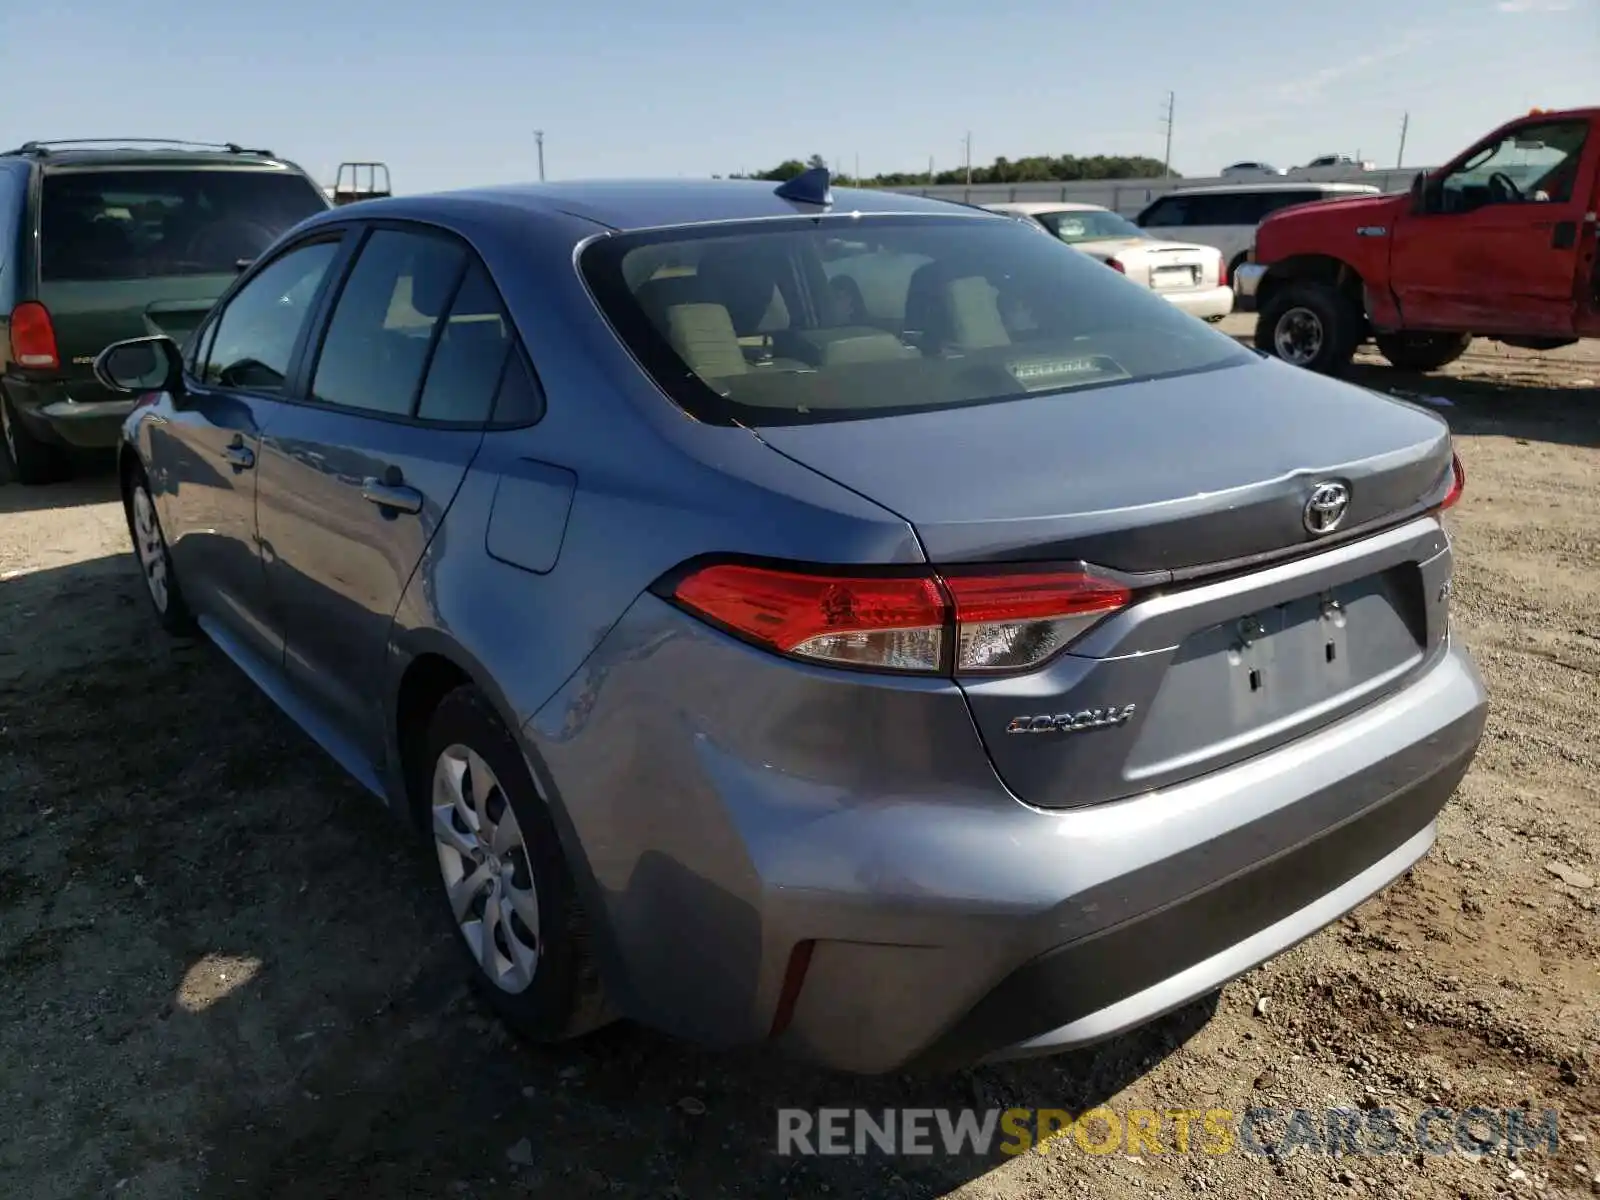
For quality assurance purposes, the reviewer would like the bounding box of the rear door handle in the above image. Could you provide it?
[222,436,254,470]
[1552,220,1577,250]
[361,478,424,514]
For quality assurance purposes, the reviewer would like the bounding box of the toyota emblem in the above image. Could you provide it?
[1304,481,1350,535]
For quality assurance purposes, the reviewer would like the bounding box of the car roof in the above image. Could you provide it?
[1165,182,1382,196]
[984,201,1109,216]
[324,178,987,234]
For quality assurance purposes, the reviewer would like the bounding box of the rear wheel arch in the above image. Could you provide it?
[1257,254,1366,317]
[394,649,477,829]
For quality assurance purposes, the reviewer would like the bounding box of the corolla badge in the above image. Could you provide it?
[1303,481,1351,535]
[1005,705,1137,735]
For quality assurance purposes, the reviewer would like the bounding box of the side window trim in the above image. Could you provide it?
[187,228,354,395]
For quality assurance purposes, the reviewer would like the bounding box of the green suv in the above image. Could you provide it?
[0,139,330,484]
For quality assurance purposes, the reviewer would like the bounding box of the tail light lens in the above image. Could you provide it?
[945,571,1131,672]
[1218,256,1229,288]
[1441,451,1465,510]
[1106,258,1126,274]
[669,562,1131,675]
[10,302,59,370]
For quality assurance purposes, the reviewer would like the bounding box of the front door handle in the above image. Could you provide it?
[1552,220,1577,250]
[222,435,255,470]
[361,477,424,514]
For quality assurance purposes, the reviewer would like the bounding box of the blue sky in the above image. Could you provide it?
[1,0,1593,191]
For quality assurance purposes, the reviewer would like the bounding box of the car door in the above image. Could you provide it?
[1389,117,1595,335]
[149,233,348,670]
[253,223,508,765]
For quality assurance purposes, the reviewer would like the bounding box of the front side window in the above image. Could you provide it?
[1438,120,1590,212]
[1034,209,1147,244]
[581,214,1251,428]
[39,168,329,283]
[311,229,466,416]
[202,238,342,393]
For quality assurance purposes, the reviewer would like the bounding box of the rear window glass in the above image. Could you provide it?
[39,169,327,283]
[580,214,1250,427]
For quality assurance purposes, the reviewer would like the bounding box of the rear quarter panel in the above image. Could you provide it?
[382,207,923,791]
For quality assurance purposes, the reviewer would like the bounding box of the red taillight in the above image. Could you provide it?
[9,302,59,370]
[1107,258,1126,274]
[1218,256,1229,288]
[670,562,1131,675]
[1441,452,1465,510]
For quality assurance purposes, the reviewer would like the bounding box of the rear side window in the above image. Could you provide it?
[1258,190,1325,218]
[415,260,512,424]
[581,214,1251,428]
[311,229,466,416]
[38,169,328,282]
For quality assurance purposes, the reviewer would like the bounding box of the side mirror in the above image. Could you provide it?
[1408,172,1427,213]
[93,336,184,396]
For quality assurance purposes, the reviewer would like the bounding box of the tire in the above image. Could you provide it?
[421,685,611,1041]
[1373,332,1472,373]
[1255,281,1363,374]
[122,465,196,635]
[1,390,68,485]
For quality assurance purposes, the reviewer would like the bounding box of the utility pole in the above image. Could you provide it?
[1396,112,1409,169]
[855,152,860,184]
[963,131,973,186]
[534,130,546,182]
[1160,91,1175,178]
[928,155,934,184]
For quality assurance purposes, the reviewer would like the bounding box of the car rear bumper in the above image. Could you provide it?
[526,598,1487,1074]
[3,377,133,448]
[1162,285,1235,320]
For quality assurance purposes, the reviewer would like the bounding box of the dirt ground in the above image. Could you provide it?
[2,326,1598,1200]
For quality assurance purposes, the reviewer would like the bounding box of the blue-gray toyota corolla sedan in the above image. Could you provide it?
[97,171,1488,1073]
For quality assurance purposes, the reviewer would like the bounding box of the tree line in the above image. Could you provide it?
[722,152,1175,186]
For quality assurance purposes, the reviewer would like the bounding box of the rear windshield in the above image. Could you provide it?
[1033,209,1147,244]
[39,168,328,283]
[580,214,1251,427]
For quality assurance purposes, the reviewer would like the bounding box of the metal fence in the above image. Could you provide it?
[883,168,1427,216]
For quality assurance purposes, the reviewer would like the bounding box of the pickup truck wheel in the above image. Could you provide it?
[1256,282,1362,374]
[1373,332,1472,373]
[1,391,68,485]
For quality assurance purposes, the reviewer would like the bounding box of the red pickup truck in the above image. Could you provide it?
[1234,107,1600,373]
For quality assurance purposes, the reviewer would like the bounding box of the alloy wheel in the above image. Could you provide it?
[131,485,170,612]
[431,744,542,994]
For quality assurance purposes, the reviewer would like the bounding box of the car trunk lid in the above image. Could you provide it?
[756,355,1456,808]
[754,355,1452,573]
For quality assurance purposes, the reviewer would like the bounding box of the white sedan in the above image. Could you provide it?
[985,202,1235,322]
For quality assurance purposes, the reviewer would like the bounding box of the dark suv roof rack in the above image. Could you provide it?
[2,138,276,158]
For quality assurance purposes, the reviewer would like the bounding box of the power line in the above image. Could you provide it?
[1160,92,1175,178]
